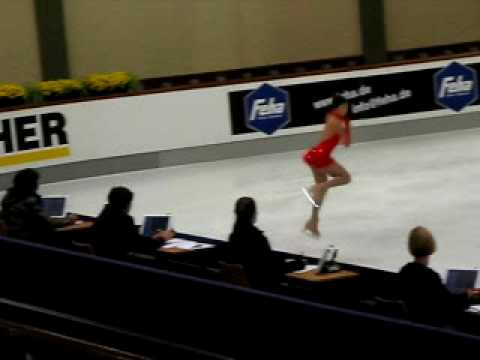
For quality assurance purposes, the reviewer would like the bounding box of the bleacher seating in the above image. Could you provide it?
[0,298,229,360]
[0,235,480,358]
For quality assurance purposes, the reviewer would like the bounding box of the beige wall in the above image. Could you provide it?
[385,0,480,51]
[3,1,480,84]
[64,0,361,78]
[0,1,41,84]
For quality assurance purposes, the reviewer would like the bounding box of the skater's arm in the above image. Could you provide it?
[340,119,351,147]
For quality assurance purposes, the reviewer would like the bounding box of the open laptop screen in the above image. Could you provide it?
[142,215,170,237]
[42,196,66,218]
[446,269,478,294]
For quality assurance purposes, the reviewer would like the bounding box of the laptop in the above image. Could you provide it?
[142,214,171,237]
[445,269,480,294]
[42,196,67,218]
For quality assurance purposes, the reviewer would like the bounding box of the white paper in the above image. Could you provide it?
[161,239,215,250]
[467,305,480,313]
[293,265,317,274]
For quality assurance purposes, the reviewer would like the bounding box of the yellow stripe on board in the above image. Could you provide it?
[0,147,71,167]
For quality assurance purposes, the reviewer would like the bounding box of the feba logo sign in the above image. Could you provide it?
[434,61,479,112]
[0,112,71,167]
[244,83,291,135]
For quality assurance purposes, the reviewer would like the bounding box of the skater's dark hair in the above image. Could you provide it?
[330,94,348,110]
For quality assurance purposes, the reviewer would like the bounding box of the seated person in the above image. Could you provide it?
[227,197,301,288]
[1,168,75,242]
[92,186,174,259]
[399,226,480,325]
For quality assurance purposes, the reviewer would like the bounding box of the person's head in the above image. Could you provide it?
[330,94,349,116]
[408,226,436,262]
[234,197,257,225]
[107,186,133,213]
[13,168,39,196]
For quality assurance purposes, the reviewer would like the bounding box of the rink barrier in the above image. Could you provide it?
[0,55,479,185]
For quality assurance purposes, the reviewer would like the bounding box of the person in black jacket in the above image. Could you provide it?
[399,226,480,326]
[92,186,174,259]
[1,168,74,242]
[227,197,300,288]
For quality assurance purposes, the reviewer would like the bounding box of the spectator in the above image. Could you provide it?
[92,186,174,259]
[1,168,74,242]
[399,226,480,325]
[227,197,301,288]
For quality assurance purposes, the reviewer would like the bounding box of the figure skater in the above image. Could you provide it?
[302,95,352,237]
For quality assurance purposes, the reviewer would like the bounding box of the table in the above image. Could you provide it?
[158,247,192,254]
[56,221,94,232]
[287,269,359,283]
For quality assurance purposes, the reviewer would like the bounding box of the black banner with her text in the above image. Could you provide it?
[229,62,480,135]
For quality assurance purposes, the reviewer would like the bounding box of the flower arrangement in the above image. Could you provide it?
[0,71,139,107]
[83,71,138,95]
[33,79,85,101]
[0,83,27,107]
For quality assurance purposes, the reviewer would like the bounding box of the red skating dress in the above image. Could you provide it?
[303,111,351,169]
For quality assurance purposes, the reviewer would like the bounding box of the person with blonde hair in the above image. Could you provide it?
[399,226,480,325]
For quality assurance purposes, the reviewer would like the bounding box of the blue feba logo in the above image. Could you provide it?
[434,61,479,112]
[244,83,291,135]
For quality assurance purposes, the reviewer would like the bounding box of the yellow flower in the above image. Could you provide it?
[84,72,133,92]
[0,83,26,99]
[36,79,84,97]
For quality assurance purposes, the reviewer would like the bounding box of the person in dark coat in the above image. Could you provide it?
[1,168,73,242]
[399,226,480,325]
[227,197,300,288]
[92,186,174,259]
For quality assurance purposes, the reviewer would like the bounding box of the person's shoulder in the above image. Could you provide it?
[97,209,132,224]
[230,224,264,241]
[113,212,134,225]
[400,262,439,279]
[251,225,265,236]
[121,213,134,222]
[1,189,13,202]
[252,226,271,246]
[25,195,41,205]
[399,262,411,273]
[11,195,41,211]
[399,262,423,275]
